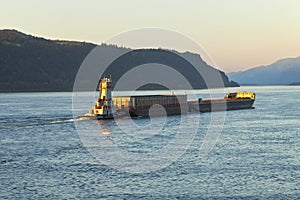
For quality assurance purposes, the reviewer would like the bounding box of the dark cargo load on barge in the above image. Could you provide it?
[128,95,188,117]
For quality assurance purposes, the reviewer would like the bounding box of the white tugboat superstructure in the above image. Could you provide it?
[91,76,115,119]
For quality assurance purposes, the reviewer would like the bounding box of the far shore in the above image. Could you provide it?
[0,84,299,93]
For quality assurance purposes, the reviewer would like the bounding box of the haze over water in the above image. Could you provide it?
[1,86,299,199]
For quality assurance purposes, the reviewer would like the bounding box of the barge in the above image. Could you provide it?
[89,77,255,119]
[189,92,255,112]
[128,94,188,117]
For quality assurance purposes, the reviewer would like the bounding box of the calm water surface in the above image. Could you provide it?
[1,86,299,199]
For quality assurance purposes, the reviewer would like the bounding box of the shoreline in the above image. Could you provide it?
[0,85,299,94]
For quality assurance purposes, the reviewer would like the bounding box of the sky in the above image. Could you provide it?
[1,0,300,72]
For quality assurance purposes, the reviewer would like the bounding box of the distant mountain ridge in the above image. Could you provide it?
[228,57,300,85]
[0,29,238,92]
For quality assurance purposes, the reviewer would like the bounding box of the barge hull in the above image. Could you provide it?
[129,105,188,117]
[198,99,255,113]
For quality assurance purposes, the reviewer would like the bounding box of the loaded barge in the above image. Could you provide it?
[188,92,255,113]
[89,77,255,119]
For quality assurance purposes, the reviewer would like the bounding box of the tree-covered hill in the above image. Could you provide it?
[0,29,238,92]
[0,29,96,91]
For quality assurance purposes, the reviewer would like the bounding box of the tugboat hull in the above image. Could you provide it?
[95,114,114,120]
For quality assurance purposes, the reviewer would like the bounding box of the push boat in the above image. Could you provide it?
[87,77,256,119]
[90,76,114,119]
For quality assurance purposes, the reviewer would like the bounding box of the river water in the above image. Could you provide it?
[1,86,299,199]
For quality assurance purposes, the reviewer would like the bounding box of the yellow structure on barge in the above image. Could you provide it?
[226,91,255,100]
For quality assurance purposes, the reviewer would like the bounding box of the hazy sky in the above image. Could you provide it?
[1,0,300,72]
